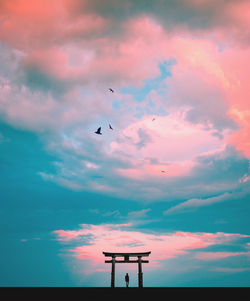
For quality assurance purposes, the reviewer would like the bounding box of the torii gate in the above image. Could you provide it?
[103,251,151,288]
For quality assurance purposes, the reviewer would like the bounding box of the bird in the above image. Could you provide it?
[109,124,113,130]
[161,170,166,173]
[152,118,155,121]
[109,88,114,93]
[95,127,102,135]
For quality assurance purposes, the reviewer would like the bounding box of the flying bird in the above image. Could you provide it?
[95,127,102,135]
[109,88,114,93]
[161,170,166,173]
[152,118,155,121]
[109,124,113,130]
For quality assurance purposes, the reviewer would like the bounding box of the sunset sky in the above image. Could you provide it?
[0,0,250,287]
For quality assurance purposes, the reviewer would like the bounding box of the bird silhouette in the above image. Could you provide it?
[152,118,155,121]
[109,124,113,130]
[161,170,166,173]
[109,88,114,93]
[95,127,102,135]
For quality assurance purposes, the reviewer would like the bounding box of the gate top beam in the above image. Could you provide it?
[103,251,151,257]
[105,259,149,263]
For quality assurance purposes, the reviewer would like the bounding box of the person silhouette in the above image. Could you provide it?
[125,273,129,288]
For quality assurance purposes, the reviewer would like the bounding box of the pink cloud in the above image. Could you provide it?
[116,161,195,181]
[0,1,249,201]
[239,174,250,184]
[216,47,250,158]
[134,29,248,160]
[111,112,223,180]
[0,64,113,132]
[0,0,109,50]
[3,15,169,94]
[22,48,69,80]
[175,38,250,158]
[225,0,250,34]
[2,11,167,87]
[53,223,249,271]
[53,230,80,241]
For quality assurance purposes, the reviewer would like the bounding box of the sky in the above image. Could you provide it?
[0,0,250,287]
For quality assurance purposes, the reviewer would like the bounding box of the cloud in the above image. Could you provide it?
[127,209,151,219]
[70,0,250,39]
[35,125,249,203]
[0,44,114,132]
[0,0,250,203]
[110,110,225,165]
[164,169,250,214]
[194,251,250,261]
[211,267,250,273]
[88,208,154,226]
[53,223,250,272]
[0,0,110,50]
[164,192,231,215]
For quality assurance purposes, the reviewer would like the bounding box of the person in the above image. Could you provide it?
[125,273,129,288]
